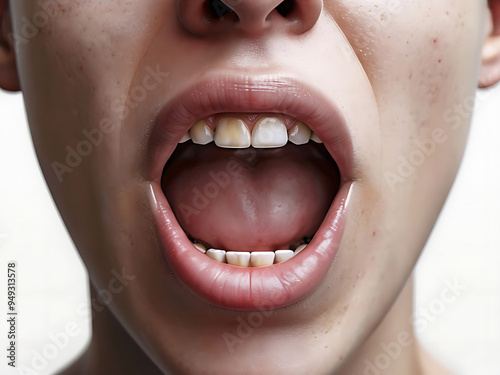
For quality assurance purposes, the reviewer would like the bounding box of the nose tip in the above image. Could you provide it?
[177,0,323,37]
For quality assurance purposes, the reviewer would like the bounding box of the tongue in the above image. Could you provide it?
[162,143,339,251]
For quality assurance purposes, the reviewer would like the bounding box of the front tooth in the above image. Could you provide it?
[310,132,322,143]
[288,121,311,145]
[250,252,275,267]
[193,242,206,254]
[206,249,227,263]
[251,117,288,148]
[274,250,294,263]
[190,120,214,145]
[226,251,251,267]
[180,133,191,143]
[214,118,251,148]
[294,244,307,255]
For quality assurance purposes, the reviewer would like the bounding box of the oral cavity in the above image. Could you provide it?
[162,113,340,263]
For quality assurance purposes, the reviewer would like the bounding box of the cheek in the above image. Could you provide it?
[9,1,174,266]
[12,1,169,175]
[323,1,485,290]
[333,0,484,186]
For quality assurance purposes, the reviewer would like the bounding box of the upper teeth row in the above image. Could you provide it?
[180,117,322,148]
[192,242,308,267]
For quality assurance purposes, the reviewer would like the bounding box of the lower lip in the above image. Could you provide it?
[151,182,351,311]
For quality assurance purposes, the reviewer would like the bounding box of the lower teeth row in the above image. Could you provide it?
[192,242,308,267]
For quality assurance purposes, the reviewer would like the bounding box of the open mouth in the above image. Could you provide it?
[149,75,353,311]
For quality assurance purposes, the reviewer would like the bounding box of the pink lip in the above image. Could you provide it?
[149,74,354,310]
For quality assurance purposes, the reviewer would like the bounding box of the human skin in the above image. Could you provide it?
[1,0,500,374]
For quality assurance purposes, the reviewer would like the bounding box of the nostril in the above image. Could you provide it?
[276,0,294,17]
[207,0,295,19]
[178,0,321,36]
[208,0,295,21]
[208,0,233,19]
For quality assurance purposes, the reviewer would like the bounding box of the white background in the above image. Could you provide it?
[0,86,499,375]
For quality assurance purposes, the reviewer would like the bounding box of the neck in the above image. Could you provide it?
[60,286,163,375]
[339,276,423,375]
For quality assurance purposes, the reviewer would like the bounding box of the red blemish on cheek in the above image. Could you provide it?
[372,231,376,236]
[433,38,438,44]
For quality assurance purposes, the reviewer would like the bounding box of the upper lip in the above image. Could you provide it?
[148,73,355,181]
